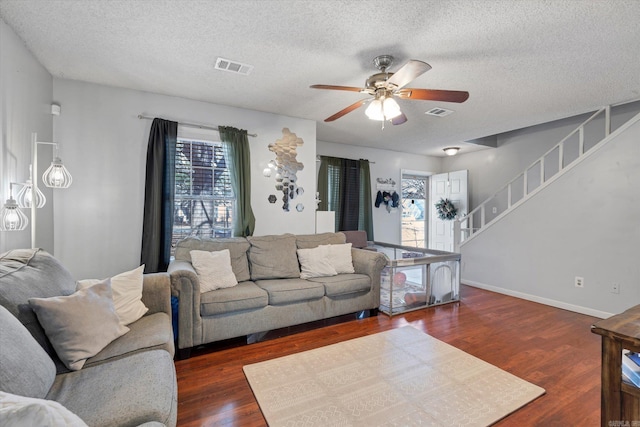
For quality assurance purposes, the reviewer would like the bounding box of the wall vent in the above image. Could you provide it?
[425,107,454,117]
[214,57,254,75]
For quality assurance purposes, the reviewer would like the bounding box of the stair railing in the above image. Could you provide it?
[454,106,610,250]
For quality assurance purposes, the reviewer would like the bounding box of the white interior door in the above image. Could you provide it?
[429,170,468,252]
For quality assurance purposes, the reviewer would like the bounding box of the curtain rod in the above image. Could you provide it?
[137,114,257,138]
[316,155,375,164]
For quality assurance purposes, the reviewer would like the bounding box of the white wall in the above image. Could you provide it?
[0,18,54,253]
[442,101,640,212]
[442,113,592,210]
[52,79,316,279]
[317,140,441,244]
[460,115,640,317]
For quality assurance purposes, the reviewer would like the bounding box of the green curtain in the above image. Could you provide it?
[317,155,373,240]
[140,118,177,273]
[360,159,374,240]
[219,126,256,237]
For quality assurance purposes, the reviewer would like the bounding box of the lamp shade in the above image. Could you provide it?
[15,179,46,208]
[0,198,29,231]
[365,97,402,121]
[42,157,72,188]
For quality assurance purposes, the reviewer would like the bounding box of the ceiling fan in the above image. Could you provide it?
[310,55,469,125]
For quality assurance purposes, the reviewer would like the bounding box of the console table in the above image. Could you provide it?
[591,305,640,426]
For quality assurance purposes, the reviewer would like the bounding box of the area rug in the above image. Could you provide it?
[243,326,544,426]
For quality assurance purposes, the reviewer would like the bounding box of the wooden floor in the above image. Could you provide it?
[174,285,602,426]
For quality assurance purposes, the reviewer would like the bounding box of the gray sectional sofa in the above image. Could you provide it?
[0,249,177,427]
[168,232,387,355]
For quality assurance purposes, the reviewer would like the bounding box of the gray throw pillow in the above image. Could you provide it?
[247,234,300,280]
[0,305,56,398]
[28,280,129,371]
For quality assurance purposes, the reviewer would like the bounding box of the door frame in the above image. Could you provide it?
[400,169,434,248]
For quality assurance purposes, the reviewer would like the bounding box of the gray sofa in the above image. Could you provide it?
[0,249,177,427]
[168,232,387,355]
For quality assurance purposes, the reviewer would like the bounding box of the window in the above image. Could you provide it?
[172,138,234,250]
[401,174,428,247]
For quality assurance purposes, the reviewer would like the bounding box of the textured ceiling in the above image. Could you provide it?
[1,0,639,156]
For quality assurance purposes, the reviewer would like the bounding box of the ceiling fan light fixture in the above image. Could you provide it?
[443,147,460,156]
[364,96,402,121]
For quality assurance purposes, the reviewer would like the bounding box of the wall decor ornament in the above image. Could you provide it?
[265,128,304,212]
[268,195,277,204]
[435,198,458,220]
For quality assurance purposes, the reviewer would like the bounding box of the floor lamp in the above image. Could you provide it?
[1,133,71,240]
[30,132,72,247]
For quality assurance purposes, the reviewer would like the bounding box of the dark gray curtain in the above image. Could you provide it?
[317,155,374,240]
[140,118,177,273]
[219,126,255,237]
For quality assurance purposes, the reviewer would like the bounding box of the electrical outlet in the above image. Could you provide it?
[575,276,584,288]
[492,207,498,214]
[612,283,620,294]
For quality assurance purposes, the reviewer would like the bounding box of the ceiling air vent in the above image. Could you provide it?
[425,107,454,117]
[214,57,253,76]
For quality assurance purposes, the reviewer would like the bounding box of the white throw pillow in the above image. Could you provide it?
[190,249,238,293]
[297,246,338,279]
[76,265,148,325]
[29,280,130,371]
[320,243,355,274]
[0,391,88,427]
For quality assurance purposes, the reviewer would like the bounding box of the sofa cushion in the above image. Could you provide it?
[76,265,148,325]
[0,249,76,372]
[0,305,55,399]
[308,274,371,297]
[28,280,130,371]
[46,350,177,427]
[255,278,325,305]
[247,234,300,280]
[174,237,251,282]
[84,312,174,367]
[295,232,346,249]
[0,391,88,426]
[200,282,268,316]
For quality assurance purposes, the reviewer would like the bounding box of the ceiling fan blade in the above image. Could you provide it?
[310,84,364,92]
[396,88,470,103]
[324,99,369,122]
[391,113,408,125]
[386,60,432,89]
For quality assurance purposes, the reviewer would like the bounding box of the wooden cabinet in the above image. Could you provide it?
[592,305,640,426]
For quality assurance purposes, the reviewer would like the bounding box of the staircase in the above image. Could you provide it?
[453,103,639,251]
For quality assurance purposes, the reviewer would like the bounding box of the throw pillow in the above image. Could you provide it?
[320,243,355,274]
[0,391,88,427]
[190,249,238,293]
[297,246,338,279]
[76,265,148,325]
[28,280,130,371]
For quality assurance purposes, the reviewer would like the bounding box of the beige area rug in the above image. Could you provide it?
[243,326,545,427]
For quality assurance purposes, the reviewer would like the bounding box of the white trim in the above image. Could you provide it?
[462,279,613,319]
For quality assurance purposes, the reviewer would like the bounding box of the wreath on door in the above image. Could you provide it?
[435,198,458,220]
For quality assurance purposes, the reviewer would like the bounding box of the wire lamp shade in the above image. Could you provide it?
[0,196,29,231]
[15,179,46,208]
[42,157,73,188]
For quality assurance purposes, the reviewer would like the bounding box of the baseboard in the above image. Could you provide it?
[461,279,613,319]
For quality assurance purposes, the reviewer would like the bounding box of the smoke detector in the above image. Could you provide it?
[214,57,253,75]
